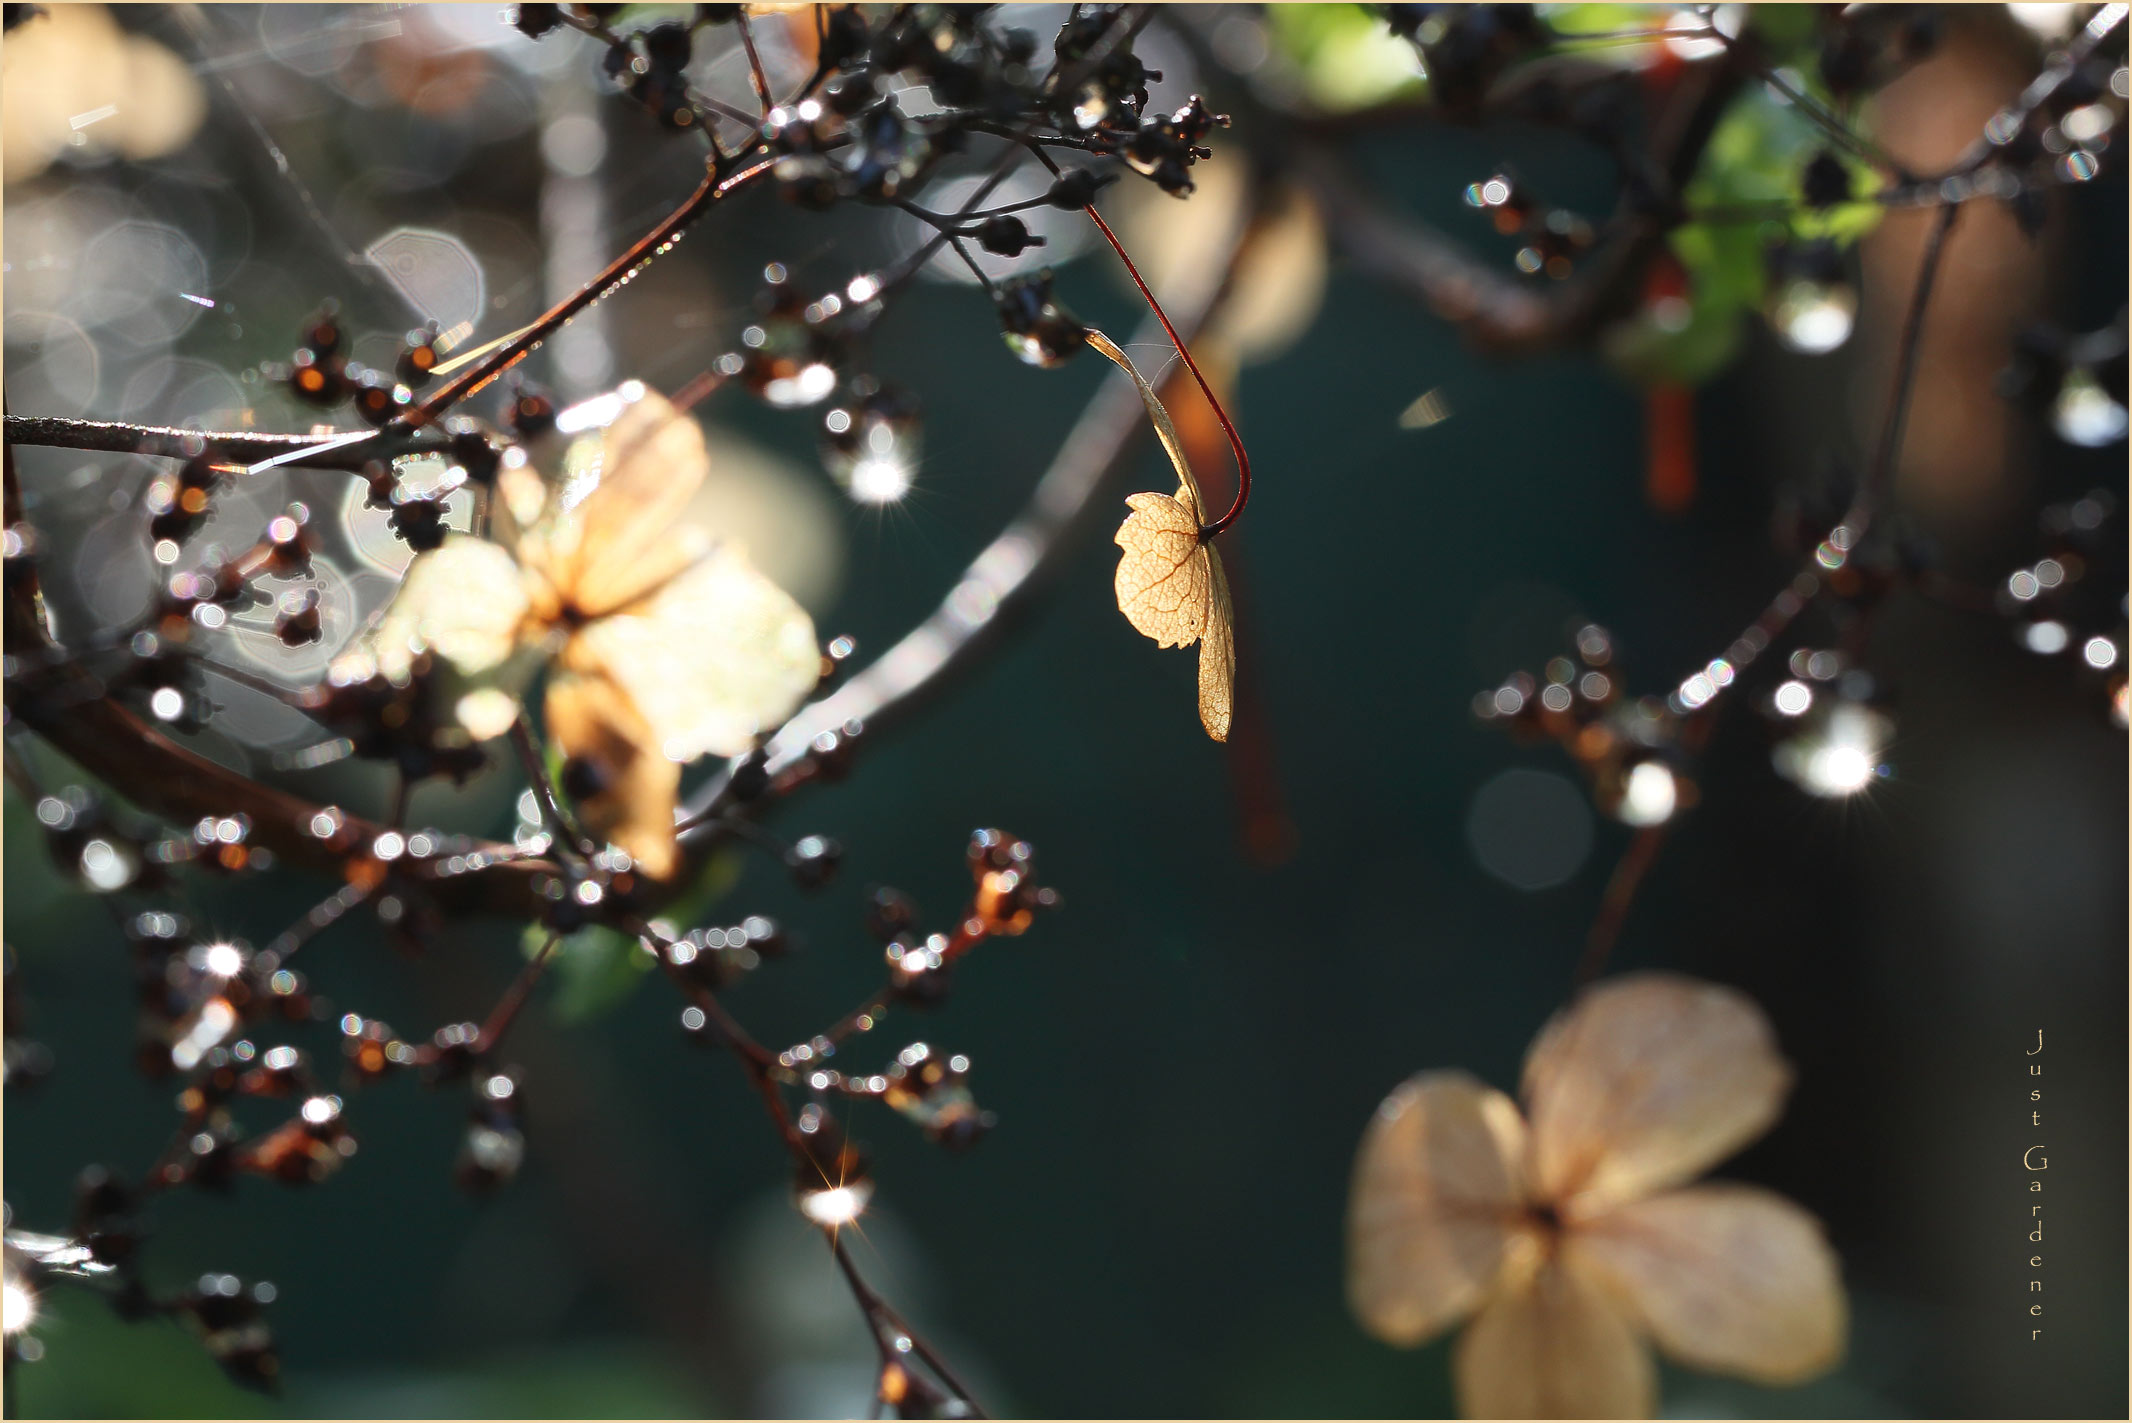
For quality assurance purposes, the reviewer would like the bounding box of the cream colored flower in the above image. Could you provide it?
[2,5,205,183]
[337,383,820,879]
[1347,973,1846,1419]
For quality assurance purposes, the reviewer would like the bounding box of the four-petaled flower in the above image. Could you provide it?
[1347,972,1846,1418]
[336,382,821,878]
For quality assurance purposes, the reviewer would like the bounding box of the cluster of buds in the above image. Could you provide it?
[1475,625,1696,828]
[1462,172,1594,280]
[595,16,701,131]
[1996,488,2127,721]
[1978,18,2125,208]
[142,453,229,550]
[145,1028,355,1191]
[715,267,846,410]
[454,1070,526,1194]
[122,503,317,728]
[1120,96,1229,197]
[1387,5,1551,120]
[793,1101,872,1228]
[881,1041,993,1149]
[1999,317,2130,449]
[664,915,787,992]
[967,827,1054,936]
[266,303,431,428]
[1761,650,1896,799]
[297,654,492,785]
[128,914,310,1080]
[174,1273,280,1390]
[1052,8,1160,130]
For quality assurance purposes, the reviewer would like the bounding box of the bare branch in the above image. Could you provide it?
[2,415,449,473]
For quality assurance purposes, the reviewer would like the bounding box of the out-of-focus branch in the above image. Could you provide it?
[401,153,777,428]
[1946,1,2127,177]
[1297,52,1745,356]
[1574,176,1967,986]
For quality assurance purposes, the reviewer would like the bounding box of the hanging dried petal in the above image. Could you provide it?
[1093,329,1235,741]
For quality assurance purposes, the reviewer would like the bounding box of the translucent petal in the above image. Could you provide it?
[543,670,683,880]
[521,386,713,618]
[1347,1071,1527,1347]
[1568,1183,1846,1383]
[1198,542,1235,742]
[349,535,543,746]
[1454,1254,1655,1420]
[565,543,819,764]
[1521,973,1792,1215]
[1113,491,1210,649]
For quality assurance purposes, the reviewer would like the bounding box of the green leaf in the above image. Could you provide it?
[1265,4,1427,112]
[533,922,655,1023]
[657,844,744,931]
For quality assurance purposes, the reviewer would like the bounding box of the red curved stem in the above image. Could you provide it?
[1082,205,1252,540]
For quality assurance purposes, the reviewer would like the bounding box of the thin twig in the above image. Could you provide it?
[1852,200,1962,526]
[735,11,774,115]
[0,416,449,472]
[399,154,777,429]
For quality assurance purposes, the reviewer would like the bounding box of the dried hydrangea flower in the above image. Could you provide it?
[1348,973,1845,1418]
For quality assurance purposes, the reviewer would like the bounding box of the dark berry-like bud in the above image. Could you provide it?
[447,422,502,485]
[559,754,611,804]
[819,4,868,67]
[788,834,842,889]
[455,1071,525,1194]
[865,887,919,941]
[976,214,1040,257]
[509,387,558,439]
[1046,168,1103,209]
[644,21,692,73]
[351,371,411,427]
[274,589,322,647]
[286,349,347,408]
[513,2,561,38]
[885,936,952,1006]
[395,326,441,387]
[1800,149,1852,209]
[300,303,343,359]
[995,270,1085,368]
[387,499,448,552]
[426,1022,481,1083]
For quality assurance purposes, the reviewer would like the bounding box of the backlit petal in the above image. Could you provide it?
[1347,1071,1527,1347]
[543,670,683,880]
[1521,973,1791,1215]
[1454,1253,1655,1419]
[1567,1183,1846,1384]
